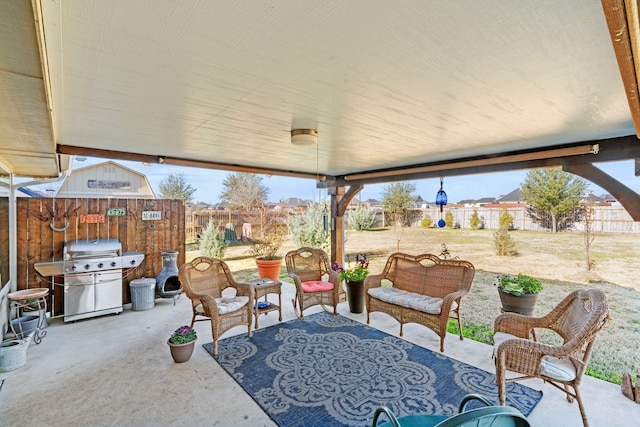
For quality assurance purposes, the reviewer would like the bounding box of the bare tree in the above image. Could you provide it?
[219,172,270,211]
[219,172,280,239]
[582,198,596,272]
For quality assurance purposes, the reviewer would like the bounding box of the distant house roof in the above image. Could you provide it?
[600,193,617,203]
[497,188,524,203]
[189,202,213,211]
[458,197,496,205]
[211,202,228,210]
[584,192,605,203]
[281,197,309,208]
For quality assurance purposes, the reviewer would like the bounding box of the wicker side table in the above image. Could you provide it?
[249,279,282,329]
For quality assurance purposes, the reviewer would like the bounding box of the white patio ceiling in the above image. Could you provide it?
[1,0,639,187]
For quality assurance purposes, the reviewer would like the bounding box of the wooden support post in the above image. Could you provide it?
[330,187,344,268]
[330,184,364,265]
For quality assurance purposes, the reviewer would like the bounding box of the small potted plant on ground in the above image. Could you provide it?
[250,227,287,281]
[496,273,543,316]
[167,325,197,363]
[332,253,369,313]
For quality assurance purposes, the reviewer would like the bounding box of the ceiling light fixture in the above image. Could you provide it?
[291,129,318,146]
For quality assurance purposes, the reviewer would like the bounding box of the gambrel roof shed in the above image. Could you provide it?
[56,161,155,199]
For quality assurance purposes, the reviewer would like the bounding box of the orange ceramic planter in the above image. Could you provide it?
[255,258,283,281]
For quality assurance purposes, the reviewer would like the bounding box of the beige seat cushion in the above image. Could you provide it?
[368,287,457,314]
[493,332,576,382]
[215,296,250,315]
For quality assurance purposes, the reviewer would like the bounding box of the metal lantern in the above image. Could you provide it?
[435,178,447,228]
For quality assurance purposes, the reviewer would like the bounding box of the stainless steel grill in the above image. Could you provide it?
[34,239,144,322]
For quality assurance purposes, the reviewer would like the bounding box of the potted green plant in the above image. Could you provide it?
[496,274,543,316]
[332,253,369,313]
[167,325,197,363]
[250,227,287,281]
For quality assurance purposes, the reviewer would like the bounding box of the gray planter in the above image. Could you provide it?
[11,315,39,337]
[0,338,30,372]
[498,288,539,316]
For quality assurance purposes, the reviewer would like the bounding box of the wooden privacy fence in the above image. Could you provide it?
[15,198,185,317]
[186,209,285,242]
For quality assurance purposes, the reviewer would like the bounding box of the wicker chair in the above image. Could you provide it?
[493,288,610,427]
[178,257,253,355]
[285,247,341,319]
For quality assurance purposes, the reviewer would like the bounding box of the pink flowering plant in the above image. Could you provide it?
[169,325,197,344]
[332,253,370,282]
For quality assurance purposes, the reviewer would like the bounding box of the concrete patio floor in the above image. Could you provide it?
[1,282,637,426]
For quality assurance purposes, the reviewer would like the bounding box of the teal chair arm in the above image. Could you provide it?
[458,393,495,412]
[436,406,530,427]
[372,406,401,427]
[371,394,530,427]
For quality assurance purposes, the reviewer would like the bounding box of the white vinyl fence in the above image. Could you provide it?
[187,205,639,242]
[366,205,640,233]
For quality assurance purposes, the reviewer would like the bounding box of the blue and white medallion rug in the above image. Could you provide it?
[203,312,542,427]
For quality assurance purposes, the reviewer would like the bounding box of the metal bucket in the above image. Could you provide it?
[0,337,30,372]
[11,315,39,337]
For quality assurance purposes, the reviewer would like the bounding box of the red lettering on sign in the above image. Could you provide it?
[80,214,105,224]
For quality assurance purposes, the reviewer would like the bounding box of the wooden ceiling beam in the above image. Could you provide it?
[329,135,640,187]
[56,144,320,180]
[564,163,640,220]
[601,0,640,135]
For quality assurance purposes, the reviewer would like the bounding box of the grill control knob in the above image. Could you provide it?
[130,259,137,266]
[84,264,91,270]
[70,265,77,271]
[111,261,117,267]
[97,263,104,269]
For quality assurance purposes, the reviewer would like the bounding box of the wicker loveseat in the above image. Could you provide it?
[365,253,475,352]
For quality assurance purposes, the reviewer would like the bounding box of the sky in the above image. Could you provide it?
[29,156,640,205]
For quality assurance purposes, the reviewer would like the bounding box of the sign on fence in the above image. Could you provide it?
[142,211,162,220]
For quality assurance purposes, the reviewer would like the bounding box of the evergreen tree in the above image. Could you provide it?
[381,182,416,226]
[199,221,227,258]
[347,206,376,230]
[521,168,588,232]
[287,202,330,251]
[158,172,196,202]
[444,210,454,228]
[470,208,481,230]
[499,209,514,230]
